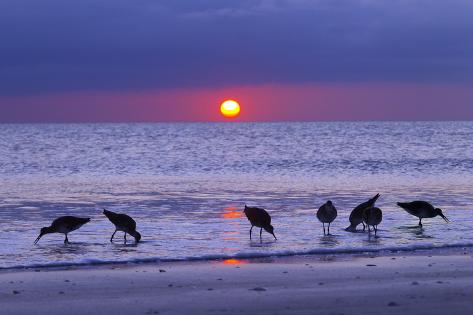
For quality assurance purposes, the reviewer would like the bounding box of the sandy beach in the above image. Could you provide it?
[1,250,473,315]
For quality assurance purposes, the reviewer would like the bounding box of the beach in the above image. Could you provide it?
[2,249,473,315]
[2,0,472,313]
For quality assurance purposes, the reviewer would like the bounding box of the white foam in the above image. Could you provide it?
[3,242,472,271]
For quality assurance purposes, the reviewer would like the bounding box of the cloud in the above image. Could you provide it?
[0,0,472,96]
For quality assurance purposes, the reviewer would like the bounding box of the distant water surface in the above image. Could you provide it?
[1,122,473,269]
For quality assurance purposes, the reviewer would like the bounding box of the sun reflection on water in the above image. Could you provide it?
[222,206,243,219]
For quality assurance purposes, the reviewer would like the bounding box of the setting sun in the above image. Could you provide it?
[220,100,241,118]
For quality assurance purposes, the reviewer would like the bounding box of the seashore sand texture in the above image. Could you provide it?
[1,250,473,315]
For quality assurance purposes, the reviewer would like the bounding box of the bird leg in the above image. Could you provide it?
[328,223,331,235]
[124,233,127,244]
[250,226,253,240]
[374,226,378,236]
[110,230,117,243]
[419,219,423,227]
[323,223,326,235]
[64,234,69,244]
[260,228,263,241]
[362,222,366,232]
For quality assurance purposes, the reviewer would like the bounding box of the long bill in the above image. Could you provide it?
[272,233,277,240]
[440,214,450,223]
[34,234,43,244]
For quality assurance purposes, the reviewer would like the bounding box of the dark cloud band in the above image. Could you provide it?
[0,0,472,96]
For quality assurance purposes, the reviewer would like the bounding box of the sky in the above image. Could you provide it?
[0,0,472,122]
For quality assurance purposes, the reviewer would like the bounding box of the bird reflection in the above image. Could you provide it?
[364,234,382,244]
[35,243,90,257]
[249,239,277,248]
[319,235,339,248]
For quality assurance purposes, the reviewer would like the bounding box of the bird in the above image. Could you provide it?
[363,207,383,236]
[243,205,277,241]
[345,194,380,232]
[316,200,337,235]
[397,201,449,227]
[103,209,142,243]
[34,216,91,244]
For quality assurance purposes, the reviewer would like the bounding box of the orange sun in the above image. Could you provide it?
[220,100,241,118]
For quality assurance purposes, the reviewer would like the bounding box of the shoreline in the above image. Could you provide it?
[2,248,473,314]
[1,244,472,273]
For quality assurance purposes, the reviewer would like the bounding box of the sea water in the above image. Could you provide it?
[1,122,473,269]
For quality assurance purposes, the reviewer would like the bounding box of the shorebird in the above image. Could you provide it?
[103,209,142,243]
[345,194,380,232]
[397,201,449,227]
[316,200,337,235]
[34,216,91,244]
[363,207,383,235]
[243,205,277,241]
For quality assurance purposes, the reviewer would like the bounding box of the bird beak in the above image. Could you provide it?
[272,233,277,240]
[440,214,450,223]
[34,233,43,245]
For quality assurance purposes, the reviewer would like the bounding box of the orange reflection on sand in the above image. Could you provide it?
[222,206,242,219]
[223,259,247,265]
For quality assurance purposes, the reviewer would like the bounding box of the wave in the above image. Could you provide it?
[2,242,473,271]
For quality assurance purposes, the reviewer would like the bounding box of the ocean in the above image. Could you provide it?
[1,121,472,269]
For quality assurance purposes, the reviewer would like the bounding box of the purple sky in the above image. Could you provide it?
[0,0,472,122]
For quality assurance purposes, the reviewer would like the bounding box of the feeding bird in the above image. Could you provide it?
[103,209,142,243]
[34,216,90,244]
[363,207,383,236]
[345,194,380,232]
[316,200,337,235]
[397,201,449,227]
[243,205,277,241]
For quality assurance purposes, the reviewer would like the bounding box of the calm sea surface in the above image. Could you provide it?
[1,122,473,269]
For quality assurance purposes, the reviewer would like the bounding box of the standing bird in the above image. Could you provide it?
[34,216,91,244]
[363,207,383,236]
[345,194,380,232]
[243,205,277,241]
[397,201,449,227]
[316,200,338,235]
[103,209,142,243]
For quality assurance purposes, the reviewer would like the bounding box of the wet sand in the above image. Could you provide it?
[1,252,473,315]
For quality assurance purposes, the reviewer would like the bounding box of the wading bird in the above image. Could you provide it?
[243,205,277,241]
[363,207,383,236]
[103,209,142,243]
[346,194,380,232]
[316,200,338,235]
[397,201,449,227]
[34,216,90,244]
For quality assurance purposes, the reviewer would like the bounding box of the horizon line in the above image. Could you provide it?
[1,119,472,125]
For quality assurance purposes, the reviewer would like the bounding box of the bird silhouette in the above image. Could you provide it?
[397,201,449,227]
[363,207,383,236]
[103,209,141,243]
[346,194,380,232]
[243,205,276,241]
[34,216,90,244]
[316,200,338,235]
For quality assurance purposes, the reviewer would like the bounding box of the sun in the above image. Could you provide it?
[220,100,241,118]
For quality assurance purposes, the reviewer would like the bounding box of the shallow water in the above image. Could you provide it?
[1,122,473,269]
